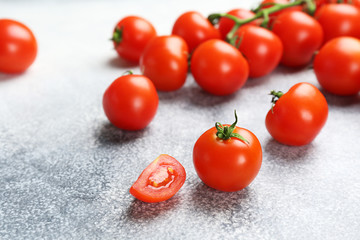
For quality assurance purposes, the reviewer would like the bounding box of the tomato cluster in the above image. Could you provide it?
[3,0,360,202]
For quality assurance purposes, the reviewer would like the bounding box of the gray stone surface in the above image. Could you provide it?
[1,0,360,239]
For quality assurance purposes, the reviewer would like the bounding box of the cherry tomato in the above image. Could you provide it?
[112,16,157,63]
[0,19,37,74]
[265,82,328,146]
[218,9,260,40]
[193,112,262,192]
[102,73,158,130]
[315,4,360,43]
[191,39,249,96]
[130,154,186,203]
[313,37,360,96]
[235,25,283,78]
[272,11,323,67]
[172,11,220,53]
[260,0,302,27]
[315,0,360,10]
[140,35,188,91]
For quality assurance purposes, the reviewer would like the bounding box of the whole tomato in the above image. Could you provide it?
[313,37,360,96]
[172,11,220,53]
[272,11,323,67]
[112,16,156,63]
[193,111,262,192]
[191,39,249,96]
[140,35,188,91]
[218,9,260,40]
[0,19,37,74]
[103,73,158,130]
[315,4,360,43]
[265,82,328,146]
[235,25,283,78]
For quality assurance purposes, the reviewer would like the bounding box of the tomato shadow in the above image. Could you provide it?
[321,90,360,108]
[264,138,315,165]
[106,56,138,69]
[276,64,310,74]
[190,181,254,214]
[185,84,237,108]
[126,195,181,222]
[244,75,271,89]
[94,122,149,146]
[0,73,21,82]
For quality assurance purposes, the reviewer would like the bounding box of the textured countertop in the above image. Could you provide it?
[1,0,360,239]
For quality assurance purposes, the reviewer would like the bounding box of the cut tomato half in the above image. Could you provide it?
[130,154,186,203]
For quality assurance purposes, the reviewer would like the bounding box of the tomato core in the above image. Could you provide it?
[148,165,175,189]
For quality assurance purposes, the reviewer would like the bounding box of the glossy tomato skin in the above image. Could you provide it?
[130,154,186,203]
[103,74,158,130]
[236,25,283,78]
[313,37,360,96]
[272,11,323,67]
[265,83,328,146]
[218,9,260,40]
[191,39,249,96]
[113,16,156,63]
[193,126,262,192]
[172,11,221,53]
[112,16,156,63]
[315,4,360,43]
[0,19,37,74]
[140,35,188,91]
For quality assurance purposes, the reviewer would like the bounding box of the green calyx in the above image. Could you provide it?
[215,110,249,144]
[269,90,284,113]
[111,26,123,44]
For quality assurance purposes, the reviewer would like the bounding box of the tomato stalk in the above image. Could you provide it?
[208,0,316,45]
[215,111,249,143]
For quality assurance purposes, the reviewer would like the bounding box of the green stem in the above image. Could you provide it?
[209,0,315,45]
[215,110,249,144]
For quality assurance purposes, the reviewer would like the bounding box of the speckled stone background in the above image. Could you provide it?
[1,0,360,239]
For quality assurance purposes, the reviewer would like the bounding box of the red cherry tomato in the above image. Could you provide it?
[265,82,328,146]
[235,25,283,78]
[193,112,262,192]
[130,154,186,203]
[103,73,158,130]
[315,4,360,43]
[140,35,188,91]
[314,37,360,96]
[315,0,360,10]
[172,11,221,53]
[272,11,323,67]
[112,16,156,63]
[191,39,249,96]
[0,19,37,74]
[218,9,260,40]
[260,0,302,27]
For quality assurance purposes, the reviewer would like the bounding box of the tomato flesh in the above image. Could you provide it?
[130,154,186,203]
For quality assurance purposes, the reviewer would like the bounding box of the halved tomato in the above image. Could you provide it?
[130,154,186,203]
